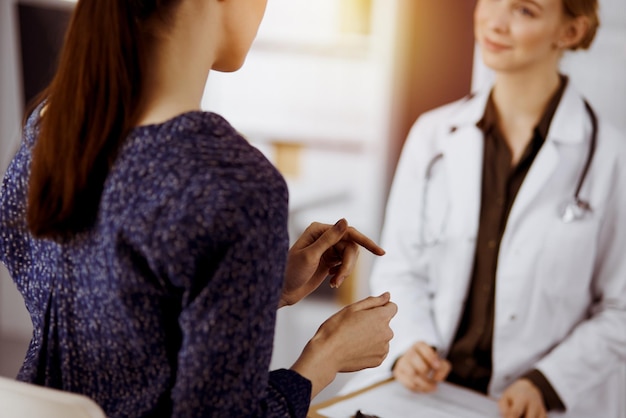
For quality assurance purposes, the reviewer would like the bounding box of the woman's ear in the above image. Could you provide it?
[558,15,590,50]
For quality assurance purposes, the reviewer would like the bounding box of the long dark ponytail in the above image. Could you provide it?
[27,0,179,238]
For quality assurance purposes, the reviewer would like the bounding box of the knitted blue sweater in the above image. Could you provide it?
[0,108,311,417]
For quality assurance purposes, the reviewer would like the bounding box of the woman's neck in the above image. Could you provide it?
[137,60,206,125]
[491,69,562,164]
[492,70,561,123]
[135,4,219,127]
[136,48,210,127]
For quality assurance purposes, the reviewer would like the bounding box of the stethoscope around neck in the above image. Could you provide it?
[418,99,598,244]
[561,100,597,223]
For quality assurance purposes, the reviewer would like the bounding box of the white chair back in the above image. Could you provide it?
[0,376,106,418]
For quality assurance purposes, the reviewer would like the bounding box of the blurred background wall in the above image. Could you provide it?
[0,0,624,402]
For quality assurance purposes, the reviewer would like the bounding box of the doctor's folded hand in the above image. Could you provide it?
[393,341,452,393]
[498,379,547,418]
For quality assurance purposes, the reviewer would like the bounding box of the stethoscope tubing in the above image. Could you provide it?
[420,99,598,231]
[574,100,597,205]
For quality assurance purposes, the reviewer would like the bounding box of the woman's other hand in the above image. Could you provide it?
[281,219,385,307]
[498,379,547,418]
[291,293,397,398]
[393,341,451,393]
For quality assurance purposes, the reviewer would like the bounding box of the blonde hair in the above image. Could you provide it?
[563,0,599,50]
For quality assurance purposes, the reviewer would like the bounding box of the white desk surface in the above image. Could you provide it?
[309,378,500,418]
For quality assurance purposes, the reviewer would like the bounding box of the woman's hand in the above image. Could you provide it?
[291,293,397,398]
[498,379,547,418]
[393,341,451,393]
[280,219,385,307]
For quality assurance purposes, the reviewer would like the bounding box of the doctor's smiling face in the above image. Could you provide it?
[474,0,594,75]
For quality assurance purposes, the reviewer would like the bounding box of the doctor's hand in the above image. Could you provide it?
[280,219,385,308]
[393,341,451,393]
[498,379,547,418]
[291,293,397,399]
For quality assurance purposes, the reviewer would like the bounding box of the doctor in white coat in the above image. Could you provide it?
[344,0,626,417]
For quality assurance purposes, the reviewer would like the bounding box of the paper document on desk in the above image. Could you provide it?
[317,380,500,418]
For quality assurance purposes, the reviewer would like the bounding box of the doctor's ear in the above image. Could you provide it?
[556,15,591,50]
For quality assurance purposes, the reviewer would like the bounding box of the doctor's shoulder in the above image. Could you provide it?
[418,92,478,121]
[582,114,626,203]
[588,112,626,174]
[406,91,486,140]
[596,116,626,155]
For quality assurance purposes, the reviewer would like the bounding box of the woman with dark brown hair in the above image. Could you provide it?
[0,1,397,416]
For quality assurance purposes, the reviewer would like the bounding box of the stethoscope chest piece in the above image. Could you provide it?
[561,198,591,223]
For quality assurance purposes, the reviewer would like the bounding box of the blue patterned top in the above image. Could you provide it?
[0,108,312,417]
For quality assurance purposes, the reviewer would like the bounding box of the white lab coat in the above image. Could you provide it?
[344,84,626,417]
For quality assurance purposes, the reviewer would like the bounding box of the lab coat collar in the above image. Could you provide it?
[546,82,588,146]
[447,83,588,146]
[446,90,491,132]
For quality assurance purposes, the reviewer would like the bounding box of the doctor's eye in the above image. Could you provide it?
[514,4,537,18]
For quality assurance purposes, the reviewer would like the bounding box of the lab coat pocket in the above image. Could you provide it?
[538,215,600,301]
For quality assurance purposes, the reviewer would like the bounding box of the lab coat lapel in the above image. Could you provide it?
[442,92,488,240]
[435,95,486,347]
[503,85,586,242]
[442,125,483,239]
[504,142,559,233]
